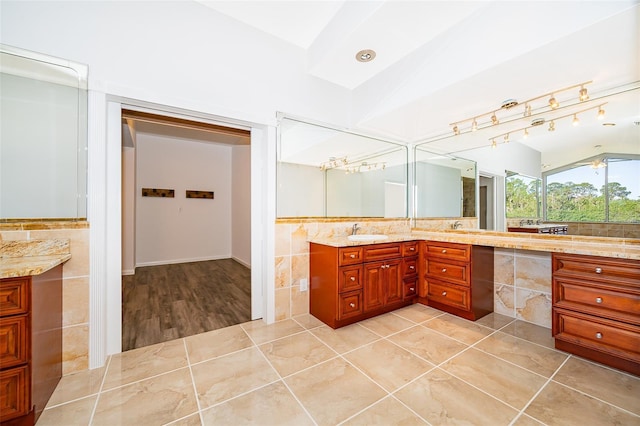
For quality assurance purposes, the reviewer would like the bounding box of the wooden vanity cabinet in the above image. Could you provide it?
[419,241,494,321]
[310,241,419,328]
[552,253,640,376]
[0,265,63,425]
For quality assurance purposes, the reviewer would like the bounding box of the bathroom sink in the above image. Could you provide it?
[347,234,389,242]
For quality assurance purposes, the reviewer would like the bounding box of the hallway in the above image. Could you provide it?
[122,259,251,351]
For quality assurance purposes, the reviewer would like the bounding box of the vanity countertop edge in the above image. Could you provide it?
[0,253,72,279]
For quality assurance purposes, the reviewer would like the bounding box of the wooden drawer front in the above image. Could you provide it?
[339,247,363,266]
[0,278,29,316]
[426,242,470,263]
[553,253,640,285]
[402,257,418,278]
[554,309,640,360]
[339,266,363,293]
[427,280,470,311]
[427,261,469,286]
[338,291,363,320]
[0,364,30,420]
[554,277,640,324]
[0,316,28,368]
[363,243,402,262]
[402,241,419,256]
[403,280,417,300]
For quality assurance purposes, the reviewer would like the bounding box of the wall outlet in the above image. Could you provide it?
[299,278,308,292]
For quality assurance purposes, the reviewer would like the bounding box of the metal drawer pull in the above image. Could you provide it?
[595,267,602,274]
[442,249,447,254]
[349,303,355,308]
[595,297,603,304]
[410,287,415,291]
[442,291,447,296]
[442,268,447,273]
[410,247,415,251]
[409,266,415,270]
[350,254,356,258]
[350,277,356,281]
[595,332,603,339]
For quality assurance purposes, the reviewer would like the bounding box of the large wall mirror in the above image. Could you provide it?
[0,45,88,220]
[414,146,476,218]
[277,117,408,218]
[505,171,541,219]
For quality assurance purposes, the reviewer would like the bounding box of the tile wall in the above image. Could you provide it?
[0,221,90,374]
[506,219,640,238]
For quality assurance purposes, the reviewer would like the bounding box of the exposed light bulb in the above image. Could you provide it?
[579,86,589,101]
[471,119,478,132]
[549,96,559,109]
[572,114,580,126]
[504,133,510,143]
[491,113,499,125]
[597,107,605,120]
[491,139,497,149]
[453,124,459,135]
[523,128,529,139]
[548,120,555,131]
[524,104,532,117]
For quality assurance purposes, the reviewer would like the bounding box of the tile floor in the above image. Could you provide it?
[38,305,640,425]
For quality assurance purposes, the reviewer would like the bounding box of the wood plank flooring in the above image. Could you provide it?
[122,259,251,351]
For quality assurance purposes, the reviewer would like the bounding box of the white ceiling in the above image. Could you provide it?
[171,1,640,170]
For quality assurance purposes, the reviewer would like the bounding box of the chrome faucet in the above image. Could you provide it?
[352,223,361,235]
[452,221,463,229]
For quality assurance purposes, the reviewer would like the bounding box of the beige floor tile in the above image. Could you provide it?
[422,314,493,345]
[292,313,325,329]
[341,396,427,425]
[185,324,253,364]
[441,348,547,409]
[525,381,640,425]
[165,413,203,426]
[511,413,546,425]
[310,323,381,354]
[200,381,313,426]
[395,369,518,425]
[359,312,415,337]
[500,320,554,349]
[46,366,105,407]
[259,332,336,377]
[344,339,433,392]
[102,338,188,390]
[285,357,387,425]
[391,303,444,324]
[475,312,515,330]
[92,368,198,426]
[553,357,640,416]
[474,331,568,377]
[191,347,279,409]
[241,318,305,344]
[36,395,97,426]
[389,325,468,365]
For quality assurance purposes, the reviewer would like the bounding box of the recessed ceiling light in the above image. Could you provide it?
[356,49,376,62]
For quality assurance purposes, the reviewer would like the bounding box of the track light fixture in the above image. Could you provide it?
[491,139,497,149]
[572,114,580,126]
[597,107,605,119]
[449,80,592,135]
[548,120,555,131]
[523,128,529,139]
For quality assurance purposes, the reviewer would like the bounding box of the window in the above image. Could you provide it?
[543,155,640,223]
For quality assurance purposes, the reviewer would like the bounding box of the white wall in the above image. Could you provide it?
[232,145,251,267]
[277,163,325,217]
[135,134,232,266]
[416,162,462,217]
[463,142,542,179]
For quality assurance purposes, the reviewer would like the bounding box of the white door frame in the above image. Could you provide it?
[89,96,273,368]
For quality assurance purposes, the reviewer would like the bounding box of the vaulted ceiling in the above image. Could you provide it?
[189,1,640,169]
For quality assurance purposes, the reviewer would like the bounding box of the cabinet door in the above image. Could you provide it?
[385,259,403,305]
[364,262,385,312]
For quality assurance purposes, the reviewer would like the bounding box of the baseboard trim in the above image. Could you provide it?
[232,257,251,269]
[136,255,231,268]
[122,269,135,276]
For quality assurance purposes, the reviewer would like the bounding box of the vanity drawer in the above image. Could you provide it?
[0,316,28,368]
[402,241,419,256]
[402,257,418,277]
[338,291,363,320]
[0,365,30,421]
[339,266,363,293]
[427,280,470,311]
[425,242,470,263]
[403,280,417,300]
[553,253,640,286]
[363,243,402,262]
[0,278,30,316]
[553,308,640,362]
[426,260,469,286]
[339,247,363,266]
[553,276,640,325]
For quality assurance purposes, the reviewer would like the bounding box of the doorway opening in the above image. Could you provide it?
[121,108,252,350]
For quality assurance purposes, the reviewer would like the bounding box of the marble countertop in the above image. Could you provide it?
[0,254,72,279]
[310,229,640,260]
